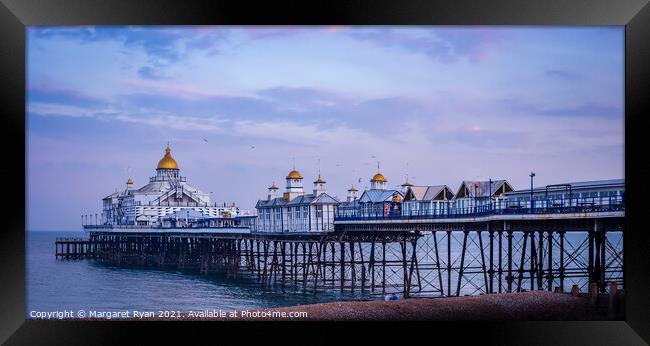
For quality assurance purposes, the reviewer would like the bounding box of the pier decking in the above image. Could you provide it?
[56,203,624,298]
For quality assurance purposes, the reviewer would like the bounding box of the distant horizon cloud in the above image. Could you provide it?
[27,26,624,230]
[545,68,581,80]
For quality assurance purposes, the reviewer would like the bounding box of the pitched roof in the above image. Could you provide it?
[359,189,403,203]
[256,197,288,208]
[103,191,121,200]
[456,180,513,198]
[407,186,428,200]
[311,193,340,205]
[405,185,454,201]
[286,194,316,205]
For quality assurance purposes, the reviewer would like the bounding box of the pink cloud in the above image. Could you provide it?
[322,26,347,33]
[245,27,302,39]
[121,79,225,98]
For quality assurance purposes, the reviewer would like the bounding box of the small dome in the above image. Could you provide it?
[286,170,303,179]
[126,178,134,185]
[157,145,179,170]
[313,175,326,184]
[348,184,358,192]
[401,178,413,187]
[269,181,279,190]
[371,172,387,183]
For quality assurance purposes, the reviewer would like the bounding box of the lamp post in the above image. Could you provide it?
[489,178,493,211]
[474,184,478,213]
[529,172,536,210]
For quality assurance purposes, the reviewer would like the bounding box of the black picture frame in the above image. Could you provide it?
[1,0,648,344]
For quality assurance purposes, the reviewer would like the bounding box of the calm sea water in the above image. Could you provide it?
[27,231,368,316]
[28,230,619,317]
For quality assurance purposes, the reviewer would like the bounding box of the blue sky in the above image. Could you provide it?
[27,26,624,230]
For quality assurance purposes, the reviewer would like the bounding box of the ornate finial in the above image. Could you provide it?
[314,173,326,184]
[403,162,412,186]
[157,143,179,169]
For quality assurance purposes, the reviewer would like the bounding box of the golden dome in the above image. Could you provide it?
[371,172,387,183]
[286,170,303,179]
[157,145,179,170]
[126,178,134,185]
[314,175,326,184]
[401,178,413,187]
[348,184,358,192]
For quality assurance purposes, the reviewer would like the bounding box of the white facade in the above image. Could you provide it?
[402,185,454,216]
[451,180,513,213]
[256,169,339,233]
[100,146,245,226]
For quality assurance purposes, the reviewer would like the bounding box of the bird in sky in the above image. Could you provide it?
[202,138,208,142]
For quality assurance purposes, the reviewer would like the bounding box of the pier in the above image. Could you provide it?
[57,200,624,298]
[55,237,95,260]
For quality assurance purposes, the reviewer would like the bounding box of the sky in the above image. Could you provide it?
[27,26,624,231]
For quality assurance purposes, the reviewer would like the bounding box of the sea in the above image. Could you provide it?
[27,230,616,317]
[27,230,369,317]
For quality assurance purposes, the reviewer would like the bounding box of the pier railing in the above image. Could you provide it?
[335,195,624,221]
[82,224,253,230]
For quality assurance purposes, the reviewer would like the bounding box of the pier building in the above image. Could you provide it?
[452,180,513,213]
[402,185,455,216]
[72,165,625,299]
[99,145,244,226]
[503,179,624,209]
[255,168,339,233]
[353,169,404,218]
[336,184,360,218]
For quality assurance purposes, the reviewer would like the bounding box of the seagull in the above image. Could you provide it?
[250,145,256,149]
[202,138,208,142]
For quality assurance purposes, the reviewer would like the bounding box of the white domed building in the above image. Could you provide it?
[256,167,340,233]
[357,168,404,218]
[101,145,244,226]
